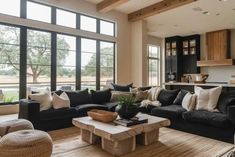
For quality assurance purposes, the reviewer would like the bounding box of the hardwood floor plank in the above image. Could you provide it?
[48,127,233,157]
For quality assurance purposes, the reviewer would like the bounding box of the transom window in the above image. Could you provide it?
[80,15,97,33]
[56,9,76,28]
[0,0,20,17]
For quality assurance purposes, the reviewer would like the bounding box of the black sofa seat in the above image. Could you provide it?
[75,104,108,117]
[102,102,119,112]
[182,110,230,128]
[151,105,186,119]
[40,107,77,120]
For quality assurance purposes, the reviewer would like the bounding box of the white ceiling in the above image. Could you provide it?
[85,0,235,37]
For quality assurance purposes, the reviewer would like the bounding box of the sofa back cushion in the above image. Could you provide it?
[90,89,111,104]
[53,89,91,107]
[111,83,133,92]
[157,89,180,106]
[173,89,189,105]
[217,91,235,113]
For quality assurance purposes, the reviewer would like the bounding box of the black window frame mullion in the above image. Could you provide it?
[76,37,81,90]
[20,0,27,18]
[96,40,100,90]
[19,26,27,99]
[51,32,57,91]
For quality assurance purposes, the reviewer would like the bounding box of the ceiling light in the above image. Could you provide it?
[219,0,228,2]
[202,11,210,15]
[216,13,220,16]
[233,8,235,11]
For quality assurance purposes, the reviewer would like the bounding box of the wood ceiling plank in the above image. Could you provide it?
[97,0,129,13]
[128,0,198,22]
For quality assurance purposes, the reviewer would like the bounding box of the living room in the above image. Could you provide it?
[0,0,235,156]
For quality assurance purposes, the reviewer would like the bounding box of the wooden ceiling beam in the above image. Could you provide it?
[128,0,198,22]
[97,0,129,13]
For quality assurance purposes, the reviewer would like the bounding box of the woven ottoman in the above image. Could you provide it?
[0,130,53,157]
[0,119,34,137]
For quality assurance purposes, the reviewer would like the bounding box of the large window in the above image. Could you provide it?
[57,34,76,90]
[0,0,20,17]
[27,29,51,93]
[80,15,97,33]
[100,20,115,36]
[27,1,51,23]
[56,9,76,28]
[81,38,97,89]
[0,1,116,99]
[100,41,114,89]
[0,25,20,101]
[148,45,160,86]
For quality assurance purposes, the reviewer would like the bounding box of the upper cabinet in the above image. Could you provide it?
[165,35,200,82]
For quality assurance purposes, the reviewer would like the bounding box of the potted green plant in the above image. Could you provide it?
[0,96,19,115]
[115,96,139,119]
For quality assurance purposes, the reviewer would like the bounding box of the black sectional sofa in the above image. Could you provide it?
[149,89,235,143]
[19,87,235,143]
[19,89,118,131]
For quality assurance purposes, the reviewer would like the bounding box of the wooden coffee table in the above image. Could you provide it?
[72,113,170,156]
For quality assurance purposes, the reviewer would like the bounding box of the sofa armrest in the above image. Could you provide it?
[19,99,40,128]
[227,105,235,125]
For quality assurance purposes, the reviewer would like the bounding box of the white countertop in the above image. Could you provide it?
[163,82,235,87]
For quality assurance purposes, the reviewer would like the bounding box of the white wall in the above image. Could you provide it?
[200,29,235,82]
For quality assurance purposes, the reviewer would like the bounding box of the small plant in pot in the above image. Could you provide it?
[115,96,139,119]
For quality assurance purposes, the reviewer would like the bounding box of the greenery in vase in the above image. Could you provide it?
[118,96,135,107]
[3,96,15,104]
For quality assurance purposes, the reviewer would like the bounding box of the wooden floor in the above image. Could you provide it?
[48,127,233,157]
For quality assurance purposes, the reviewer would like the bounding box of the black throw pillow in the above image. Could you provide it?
[158,89,180,106]
[138,86,152,91]
[65,89,92,107]
[173,89,189,105]
[111,83,133,92]
[217,91,235,114]
[90,89,112,104]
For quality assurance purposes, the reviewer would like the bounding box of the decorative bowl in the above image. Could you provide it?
[87,109,118,123]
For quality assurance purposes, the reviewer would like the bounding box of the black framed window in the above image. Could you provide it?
[0,25,20,101]
[148,45,160,86]
[100,20,115,36]
[27,29,51,93]
[81,38,97,90]
[0,0,20,17]
[27,1,51,23]
[56,9,76,28]
[57,34,76,90]
[100,41,114,89]
[80,15,97,33]
[0,1,116,99]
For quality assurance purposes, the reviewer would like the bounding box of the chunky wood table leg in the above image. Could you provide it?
[101,136,136,156]
[137,129,159,145]
[81,129,99,144]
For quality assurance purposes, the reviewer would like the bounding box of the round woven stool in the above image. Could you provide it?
[0,119,34,137]
[0,130,53,157]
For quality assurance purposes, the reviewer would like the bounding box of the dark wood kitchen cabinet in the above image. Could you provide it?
[165,35,200,82]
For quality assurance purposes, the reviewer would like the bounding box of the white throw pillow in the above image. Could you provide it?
[194,86,222,111]
[147,87,162,101]
[29,92,52,111]
[182,93,197,111]
[52,92,70,109]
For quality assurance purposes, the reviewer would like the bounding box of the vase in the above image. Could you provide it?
[115,104,139,119]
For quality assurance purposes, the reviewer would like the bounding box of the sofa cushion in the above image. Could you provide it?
[65,89,92,107]
[75,104,108,117]
[182,110,230,128]
[111,83,133,92]
[217,91,235,114]
[157,89,180,106]
[40,108,77,120]
[90,89,111,104]
[173,89,189,105]
[102,102,119,111]
[151,105,186,119]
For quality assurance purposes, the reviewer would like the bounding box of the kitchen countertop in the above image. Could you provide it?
[163,82,235,87]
